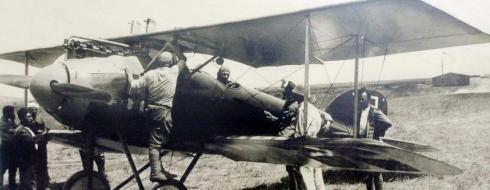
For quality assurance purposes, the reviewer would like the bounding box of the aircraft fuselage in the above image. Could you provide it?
[30,55,286,149]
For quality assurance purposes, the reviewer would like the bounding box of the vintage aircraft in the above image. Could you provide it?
[1,0,490,189]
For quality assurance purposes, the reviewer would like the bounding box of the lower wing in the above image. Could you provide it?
[205,136,462,176]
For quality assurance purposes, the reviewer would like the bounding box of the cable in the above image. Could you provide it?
[375,47,389,89]
[318,37,356,108]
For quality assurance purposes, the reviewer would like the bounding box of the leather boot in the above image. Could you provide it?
[149,148,167,183]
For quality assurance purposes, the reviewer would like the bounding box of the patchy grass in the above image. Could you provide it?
[3,92,490,190]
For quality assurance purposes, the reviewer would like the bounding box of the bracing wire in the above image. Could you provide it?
[318,37,357,108]
[375,46,389,89]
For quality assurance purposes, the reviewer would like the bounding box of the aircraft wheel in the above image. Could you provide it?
[62,170,110,190]
[151,178,187,190]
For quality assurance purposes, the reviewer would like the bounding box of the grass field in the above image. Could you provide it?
[3,91,490,190]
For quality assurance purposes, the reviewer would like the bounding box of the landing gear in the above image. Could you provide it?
[62,171,110,190]
[151,150,202,190]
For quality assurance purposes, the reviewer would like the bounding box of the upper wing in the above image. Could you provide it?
[205,136,462,175]
[0,46,65,68]
[111,0,490,67]
[2,0,489,68]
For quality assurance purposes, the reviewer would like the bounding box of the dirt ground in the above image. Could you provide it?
[3,92,490,190]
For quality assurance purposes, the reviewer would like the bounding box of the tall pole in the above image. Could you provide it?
[353,35,360,138]
[24,52,29,107]
[144,18,151,33]
[130,20,134,34]
[303,15,310,133]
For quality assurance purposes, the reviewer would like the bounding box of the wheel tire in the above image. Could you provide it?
[151,178,187,190]
[62,170,110,190]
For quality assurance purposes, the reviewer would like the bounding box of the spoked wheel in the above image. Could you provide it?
[151,178,187,190]
[62,170,110,190]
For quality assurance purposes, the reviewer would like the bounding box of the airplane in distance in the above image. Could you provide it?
[1,0,489,189]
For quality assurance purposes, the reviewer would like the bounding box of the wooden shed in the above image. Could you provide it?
[432,73,470,87]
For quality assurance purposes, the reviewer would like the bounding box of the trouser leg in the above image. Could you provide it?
[7,158,17,190]
[373,173,383,190]
[0,159,3,190]
[94,153,106,175]
[4,144,17,190]
[299,166,316,190]
[147,108,173,182]
[314,168,325,190]
[19,161,36,190]
[35,146,48,190]
[286,166,301,190]
[79,149,90,171]
[7,166,16,190]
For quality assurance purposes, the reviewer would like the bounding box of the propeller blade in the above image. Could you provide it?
[381,137,440,152]
[50,82,112,102]
[0,74,31,89]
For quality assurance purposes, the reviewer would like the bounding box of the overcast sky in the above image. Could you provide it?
[0,0,489,98]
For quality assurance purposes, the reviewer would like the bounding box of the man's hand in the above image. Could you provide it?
[164,41,187,61]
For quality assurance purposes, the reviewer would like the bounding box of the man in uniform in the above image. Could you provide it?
[14,108,37,190]
[1,105,18,190]
[128,42,187,183]
[357,88,392,190]
[27,102,50,190]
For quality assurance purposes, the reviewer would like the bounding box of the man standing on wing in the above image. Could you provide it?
[128,42,187,183]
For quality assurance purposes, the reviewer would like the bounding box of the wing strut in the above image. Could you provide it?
[303,15,310,132]
[353,35,360,138]
[115,101,145,190]
[24,52,29,107]
[179,150,203,184]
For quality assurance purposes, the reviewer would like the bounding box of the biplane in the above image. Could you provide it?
[1,0,489,189]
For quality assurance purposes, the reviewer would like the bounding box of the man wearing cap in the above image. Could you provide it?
[27,102,50,190]
[128,42,187,183]
[217,66,238,87]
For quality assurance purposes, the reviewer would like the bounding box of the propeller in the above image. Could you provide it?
[50,82,112,102]
[0,74,32,89]
[381,137,440,152]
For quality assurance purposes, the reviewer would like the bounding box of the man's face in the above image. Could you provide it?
[360,92,369,108]
[25,112,34,124]
[218,71,230,82]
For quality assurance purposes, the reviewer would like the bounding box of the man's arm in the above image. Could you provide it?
[128,73,149,100]
[372,108,392,129]
[164,42,188,72]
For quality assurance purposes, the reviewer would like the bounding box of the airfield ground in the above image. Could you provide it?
[2,90,490,190]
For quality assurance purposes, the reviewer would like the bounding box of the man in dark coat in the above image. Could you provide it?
[14,108,37,190]
[1,105,18,190]
[27,102,50,190]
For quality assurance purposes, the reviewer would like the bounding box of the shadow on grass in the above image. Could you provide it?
[242,171,424,190]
